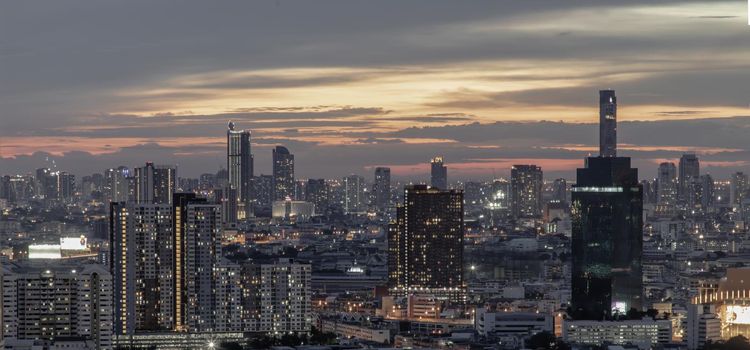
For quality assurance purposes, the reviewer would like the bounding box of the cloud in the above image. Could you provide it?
[3,0,750,180]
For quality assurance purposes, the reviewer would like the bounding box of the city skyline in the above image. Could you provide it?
[2,1,750,179]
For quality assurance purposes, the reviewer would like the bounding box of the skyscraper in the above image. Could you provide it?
[730,172,748,207]
[388,185,464,301]
[134,162,176,205]
[56,171,76,201]
[373,167,391,213]
[599,90,617,157]
[657,162,677,207]
[343,174,367,214]
[173,193,225,333]
[227,122,253,214]
[254,259,311,335]
[430,156,448,189]
[272,146,295,201]
[105,166,130,203]
[701,174,715,210]
[570,91,643,320]
[110,202,175,335]
[678,153,700,203]
[2,261,113,349]
[251,174,274,210]
[552,178,567,203]
[510,165,543,218]
[305,179,329,213]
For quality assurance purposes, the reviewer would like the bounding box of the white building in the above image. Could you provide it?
[475,310,553,339]
[563,319,671,350]
[321,318,390,343]
[2,261,113,349]
[686,304,721,350]
[257,259,312,334]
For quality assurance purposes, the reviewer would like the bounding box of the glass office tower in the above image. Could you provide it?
[571,156,643,320]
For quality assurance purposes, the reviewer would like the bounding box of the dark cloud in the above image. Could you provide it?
[2,0,748,179]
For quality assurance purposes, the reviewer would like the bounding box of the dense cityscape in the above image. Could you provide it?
[3,88,750,350]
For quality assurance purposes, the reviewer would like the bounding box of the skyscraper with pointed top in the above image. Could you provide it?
[571,90,642,320]
[599,90,617,157]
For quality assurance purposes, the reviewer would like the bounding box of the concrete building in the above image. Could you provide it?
[475,310,553,339]
[563,319,671,350]
[511,165,543,218]
[686,304,721,350]
[2,261,113,349]
[256,259,312,335]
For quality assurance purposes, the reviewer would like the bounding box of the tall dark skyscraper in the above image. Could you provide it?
[272,146,295,201]
[227,122,253,214]
[373,167,391,213]
[510,165,543,218]
[599,90,617,158]
[388,185,464,301]
[678,153,700,202]
[430,156,448,189]
[571,93,643,320]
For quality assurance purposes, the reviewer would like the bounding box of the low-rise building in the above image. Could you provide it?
[563,318,672,350]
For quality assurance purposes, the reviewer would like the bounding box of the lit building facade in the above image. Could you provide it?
[227,122,253,214]
[692,268,750,340]
[272,146,295,201]
[343,174,367,214]
[511,165,543,218]
[563,319,671,349]
[134,162,176,205]
[657,162,677,208]
[373,167,391,213]
[255,259,312,335]
[679,153,700,203]
[388,185,464,301]
[110,202,175,334]
[2,261,113,349]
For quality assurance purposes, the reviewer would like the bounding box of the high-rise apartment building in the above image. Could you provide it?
[731,172,748,207]
[2,261,113,349]
[679,154,700,203]
[110,202,175,334]
[657,162,677,207]
[105,166,130,203]
[388,185,464,301]
[134,162,176,205]
[511,165,543,218]
[227,122,253,212]
[373,167,391,213]
[57,171,76,201]
[255,259,311,335]
[343,175,367,214]
[305,179,329,213]
[272,146,295,201]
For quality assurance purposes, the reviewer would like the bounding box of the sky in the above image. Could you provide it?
[1,0,749,180]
